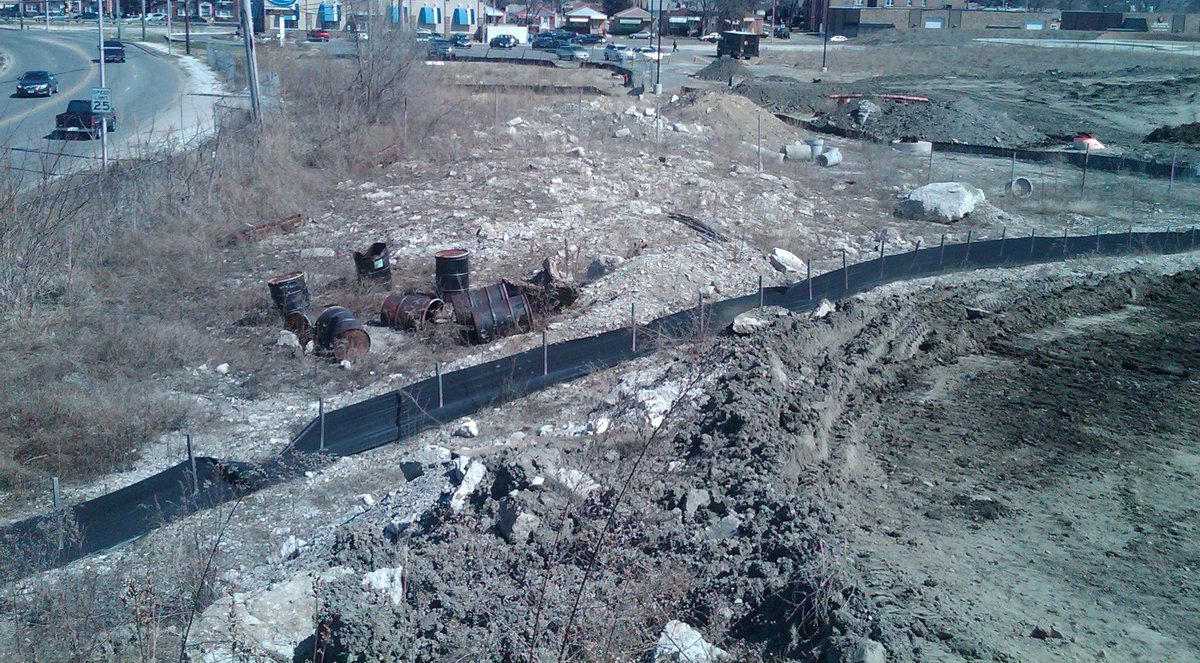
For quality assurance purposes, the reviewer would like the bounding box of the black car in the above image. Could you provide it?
[75,10,98,20]
[530,33,557,50]
[489,34,519,48]
[103,39,126,63]
[15,70,59,97]
[450,32,471,47]
[575,32,605,45]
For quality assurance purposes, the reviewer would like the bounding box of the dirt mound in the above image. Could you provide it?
[667,87,802,146]
[694,56,751,81]
[814,95,1046,147]
[1145,121,1200,144]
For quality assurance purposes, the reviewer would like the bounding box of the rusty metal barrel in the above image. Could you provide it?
[267,271,311,317]
[314,306,371,362]
[354,242,392,283]
[380,293,443,331]
[467,291,533,344]
[448,282,513,326]
[285,309,318,345]
[435,248,470,299]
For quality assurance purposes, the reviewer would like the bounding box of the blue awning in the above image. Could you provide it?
[452,7,469,24]
[318,2,339,22]
[418,6,436,23]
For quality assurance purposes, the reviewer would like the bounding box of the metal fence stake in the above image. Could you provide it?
[542,331,548,376]
[1128,226,1134,250]
[757,275,764,309]
[806,259,812,300]
[187,434,197,496]
[51,476,59,510]
[1030,228,1036,257]
[1062,226,1069,258]
[938,234,946,267]
[998,227,1007,260]
[842,249,848,290]
[630,302,637,352]
[1081,144,1090,190]
[1191,226,1196,248]
[436,363,443,409]
[319,397,325,452]
[1095,225,1101,252]
[1169,152,1177,193]
[698,291,705,338]
[963,230,973,264]
[909,238,922,270]
[878,240,885,279]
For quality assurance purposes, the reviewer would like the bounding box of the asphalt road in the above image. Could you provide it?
[0,27,186,180]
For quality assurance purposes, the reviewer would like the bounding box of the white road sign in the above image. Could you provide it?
[91,87,111,114]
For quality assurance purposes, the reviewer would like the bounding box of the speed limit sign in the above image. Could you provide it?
[90,87,111,114]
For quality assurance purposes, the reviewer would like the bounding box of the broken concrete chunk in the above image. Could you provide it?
[280,534,304,561]
[964,306,992,320]
[453,418,479,438]
[449,458,487,512]
[827,636,887,663]
[506,116,525,127]
[551,467,600,499]
[769,247,806,274]
[360,567,405,606]
[731,311,769,336]
[683,488,710,520]
[613,127,633,138]
[497,493,541,543]
[300,247,336,259]
[894,182,986,223]
[276,330,300,349]
[812,299,836,320]
[652,620,727,662]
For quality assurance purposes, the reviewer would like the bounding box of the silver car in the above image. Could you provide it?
[555,44,589,61]
[603,43,634,61]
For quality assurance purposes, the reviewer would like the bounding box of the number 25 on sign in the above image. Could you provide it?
[91,87,111,114]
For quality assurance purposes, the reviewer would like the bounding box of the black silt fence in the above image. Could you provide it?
[3,228,1196,573]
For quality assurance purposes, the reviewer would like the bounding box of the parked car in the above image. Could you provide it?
[628,30,652,39]
[635,45,664,61]
[575,32,605,45]
[15,70,59,97]
[698,32,721,42]
[829,34,848,42]
[145,12,166,21]
[103,39,126,63]
[555,43,589,61]
[415,28,437,41]
[450,32,471,47]
[602,43,634,61]
[530,33,557,50]
[489,34,519,48]
[307,28,330,41]
[74,11,98,20]
[55,99,116,138]
[427,37,455,58]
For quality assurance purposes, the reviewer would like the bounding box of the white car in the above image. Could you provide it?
[603,43,635,61]
[145,12,166,21]
[635,45,664,61]
[829,34,848,42]
[698,32,721,42]
[628,30,652,39]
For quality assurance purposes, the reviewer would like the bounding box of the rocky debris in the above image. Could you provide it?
[300,247,336,259]
[586,254,625,281]
[894,182,985,223]
[276,330,300,349]
[551,467,600,498]
[1030,624,1065,640]
[731,311,769,335]
[812,299,836,319]
[449,457,487,512]
[400,460,425,481]
[683,488,710,520]
[497,492,540,543]
[360,567,405,606]
[851,99,882,126]
[1144,121,1200,144]
[614,127,633,138]
[280,534,304,560]
[453,418,479,438]
[215,363,230,375]
[769,247,806,274]
[507,116,525,127]
[964,306,992,320]
[826,636,887,663]
[652,620,727,662]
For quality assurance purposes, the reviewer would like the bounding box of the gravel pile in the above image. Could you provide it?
[1145,121,1200,144]
[694,56,751,81]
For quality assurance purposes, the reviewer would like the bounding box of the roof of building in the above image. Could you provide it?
[613,6,651,18]
[565,6,607,18]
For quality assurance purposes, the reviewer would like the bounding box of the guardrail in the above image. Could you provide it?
[2,226,1195,577]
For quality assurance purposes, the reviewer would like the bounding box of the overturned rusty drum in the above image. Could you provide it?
[448,282,517,326]
[267,271,311,317]
[434,248,470,299]
[380,293,443,331]
[314,306,371,362]
[468,291,533,344]
[354,242,392,283]
[285,309,318,345]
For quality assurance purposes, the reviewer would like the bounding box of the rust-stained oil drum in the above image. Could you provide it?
[449,282,512,326]
[315,306,371,362]
[354,242,392,283]
[380,293,443,331]
[267,271,310,316]
[284,309,317,346]
[435,248,470,299]
[468,292,533,344]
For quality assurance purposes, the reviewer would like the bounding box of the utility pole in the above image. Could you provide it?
[184,0,191,54]
[653,0,662,94]
[116,0,123,39]
[98,0,108,169]
[819,0,830,71]
[140,0,145,39]
[166,0,172,53]
[240,0,262,121]
[44,0,50,31]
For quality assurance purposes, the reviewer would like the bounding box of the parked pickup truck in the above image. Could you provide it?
[55,99,116,138]
[103,39,126,63]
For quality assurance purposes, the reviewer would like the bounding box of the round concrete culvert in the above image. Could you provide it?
[817,148,842,167]
[1005,177,1034,199]
[891,139,933,155]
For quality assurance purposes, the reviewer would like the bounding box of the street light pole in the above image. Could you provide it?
[140,0,145,39]
[819,0,830,71]
[653,0,662,94]
[166,0,172,53]
[239,0,262,121]
[97,0,108,169]
[184,0,191,54]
